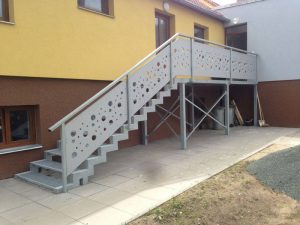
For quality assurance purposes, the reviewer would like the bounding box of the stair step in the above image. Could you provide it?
[45,148,62,157]
[16,171,65,193]
[99,143,118,153]
[31,160,62,173]
[110,131,129,142]
[133,114,147,123]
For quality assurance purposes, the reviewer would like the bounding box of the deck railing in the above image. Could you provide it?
[48,33,258,191]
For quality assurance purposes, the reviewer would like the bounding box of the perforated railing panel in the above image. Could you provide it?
[61,36,257,175]
[172,38,191,76]
[65,81,128,175]
[231,51,256,81]
[129,45,171,115]
[193,42,230,78]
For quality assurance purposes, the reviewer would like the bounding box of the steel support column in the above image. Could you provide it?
[179,83,187,150]
[141,120,148,145]
[253,84,258,126]
[225,83,230,135]
[190,85,195,129]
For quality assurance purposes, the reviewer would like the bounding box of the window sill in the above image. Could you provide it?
[0,20,15,25]
[0,144,43,155]
[78,6,114,19]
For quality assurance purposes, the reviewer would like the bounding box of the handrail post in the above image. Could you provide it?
[256,54,258,83]
[170,41,173,86]
[230,48,232,84]
[126,74,131,129]
[61,123,68,192]
[190,38,194,82]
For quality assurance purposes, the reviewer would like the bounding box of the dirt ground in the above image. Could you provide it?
[130,144,300,225]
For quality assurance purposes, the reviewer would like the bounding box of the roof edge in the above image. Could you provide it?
[214,0,265,10]
[173,0,230,22]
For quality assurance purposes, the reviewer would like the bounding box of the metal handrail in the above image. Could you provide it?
[48,33,180,132]
[49,33,257,132]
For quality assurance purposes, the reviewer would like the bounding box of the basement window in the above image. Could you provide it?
[0,106,37,149]
[78,0,113,16]
[0,0,9,22]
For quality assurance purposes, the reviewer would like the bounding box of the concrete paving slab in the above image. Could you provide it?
[0,127,298,225]
[69,183,108,197]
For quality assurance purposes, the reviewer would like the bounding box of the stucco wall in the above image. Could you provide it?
[218,0,300,82]
[0,0,224,81]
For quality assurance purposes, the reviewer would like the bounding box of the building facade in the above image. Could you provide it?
[217,0,300,127]
[0,0,229,179]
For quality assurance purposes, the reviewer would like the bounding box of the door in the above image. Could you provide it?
[155,12,170,48]
[225,24,247,51]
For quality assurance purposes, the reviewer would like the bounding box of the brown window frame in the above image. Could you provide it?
[155,12,171,48]
[78,0,110,16]
[0,106,37,149]
[225,23,248,51]
[0,0,9,22]
[194,24,208,43]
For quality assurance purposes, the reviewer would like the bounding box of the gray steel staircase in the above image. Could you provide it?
[16,33,257,193]
[16,83,177,193]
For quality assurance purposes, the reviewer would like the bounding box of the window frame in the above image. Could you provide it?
[0,106,37,149]
[0,0,9,22]
[155,12,171,48]
[194,24,208,42]
[78,0,112,17]
[225,23,248,51]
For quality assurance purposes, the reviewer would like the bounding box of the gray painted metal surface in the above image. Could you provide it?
[16,34,258,192]
[218,0,300,82]
[180,83,187,150]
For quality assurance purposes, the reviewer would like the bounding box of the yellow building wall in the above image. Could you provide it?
[0,0,225,81]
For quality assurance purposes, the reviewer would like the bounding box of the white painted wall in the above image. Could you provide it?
[218,0,300,82]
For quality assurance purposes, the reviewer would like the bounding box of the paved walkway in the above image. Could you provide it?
[0,127,298,225]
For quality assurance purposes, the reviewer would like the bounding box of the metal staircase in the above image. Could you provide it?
[16,83,178,193]
[16,33,258,193]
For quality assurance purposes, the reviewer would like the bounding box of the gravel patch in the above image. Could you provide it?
[247,146,300,200]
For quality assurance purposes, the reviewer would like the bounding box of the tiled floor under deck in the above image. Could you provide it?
[0,127,299,225]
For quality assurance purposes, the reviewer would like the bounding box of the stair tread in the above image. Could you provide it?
[31,159,62,172]
[46,148,62,156]
[16,171,64,193]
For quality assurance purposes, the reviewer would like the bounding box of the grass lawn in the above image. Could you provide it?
[130,144,300,225]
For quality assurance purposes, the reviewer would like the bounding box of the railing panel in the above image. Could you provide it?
[129,45,171,115]
[65,81,128,175]
[231,51,256,81]
[172,38,191,76]
[193,42,230,78]
[53,34,258,177]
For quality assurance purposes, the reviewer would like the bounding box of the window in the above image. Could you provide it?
[78,0,111,16]
[225,24,247,51]
[0,0,9,22]
[194,25,208,43]
[0,106,37,149]
[194,26,205,39]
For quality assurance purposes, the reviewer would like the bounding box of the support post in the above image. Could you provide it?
[225,83,230,135]
[253,84,258,126]
[61,123,68,192]
[191,85,195,129]
[126,74,131,130]
[180,83,187,150]
[230,48,232,83]
[170,41,173,86]
[141,120,148,145]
